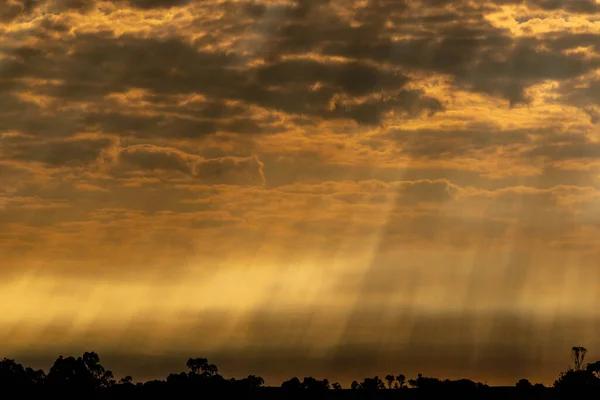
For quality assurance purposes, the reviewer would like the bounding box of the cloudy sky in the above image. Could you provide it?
[2,0,600,387]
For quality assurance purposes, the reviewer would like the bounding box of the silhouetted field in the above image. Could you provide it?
[4,346,600,399]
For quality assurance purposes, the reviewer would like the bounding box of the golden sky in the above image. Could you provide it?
[2,0,600,387]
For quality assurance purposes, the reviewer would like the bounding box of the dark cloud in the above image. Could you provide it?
[369,124,600,163]
[0,0,96,22]
[48,0,95,12]
[126,0,190,9]
[396,179,458,205]
[2,136,113,166]
[558,76,600,116]
[0,200,83,227]
[543,32,600,53]
[518,0,600,14]
[4,0,599,114]
[0,108,80,139]
[517,127,600,162]
[0,28,441,127]
[255,59,409,97]
[117,145,265,185]
[0,1,28,22]
[118,145,192,174]
[255,0,599,106]
[83,111,284,138]
[380,124,536,159]
[524,141,600,161]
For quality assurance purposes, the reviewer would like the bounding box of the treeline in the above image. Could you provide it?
[2,346,600,396]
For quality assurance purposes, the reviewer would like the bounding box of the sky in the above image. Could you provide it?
[1,0,600,388]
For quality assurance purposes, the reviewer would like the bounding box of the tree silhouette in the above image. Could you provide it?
[166,372,188,385]
[281,376,302,390]
[587,360,600,378]
[301,376,330,390]
[408,373,444,389]
[408,373,422,388]
[245,375,264,388]
[396,373,406,388]
[230,375,264,389]
[81,352,115,388]
[516,378,533,389]
[184,357,222,387]
[46,355,95,388]
[554,369,598,389]
[4,344,600,396]
[444,378,479,391]
[359,376,385,390]
[385,374,394,389]
[571,346,587,371]
[186,357,218,377]
[44,352,115,389]
[119,375,134,386]
[186,358,207,375]
[0,358,45,387]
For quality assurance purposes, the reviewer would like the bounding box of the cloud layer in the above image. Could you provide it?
[2,0,600,387]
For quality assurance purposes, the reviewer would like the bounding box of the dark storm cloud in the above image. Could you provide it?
[558,77,600,115]
[249,57,441,123]
[543,33,600,53]
[1,25,441,127]
[255,59,409,97]
[0,1,29,22]
[0,33,239,97]
[117,145,265,185]
[9,0,595,128]
[2,136,113,167]
[324,30,594,106]
[0,0,96,22]
[0,201,84,227]
[148,100,248,120]
[396,180,458,205]
[524,140,600,161]
[126,0,190,9]
[502,0,600,13]
[82,111,284,138]
[4,0,599,114]
[256,0,599,106]
[380,124,533,158]
[47,0,95,12]
[370,124,600,162]
[118,145,193,174]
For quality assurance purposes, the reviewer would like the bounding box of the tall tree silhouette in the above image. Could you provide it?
[571,346,587,371]
[396,373,406,388]
[385,374,395,389]
[554,346,599,389]
[46,352,114,389]
[82,352,115,388]
[46,356,94,388]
